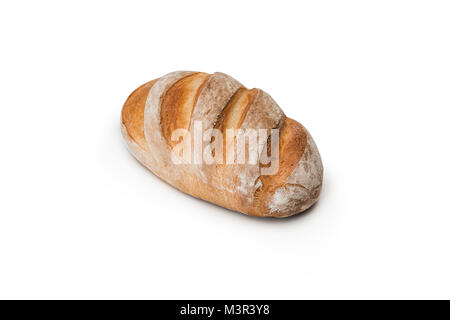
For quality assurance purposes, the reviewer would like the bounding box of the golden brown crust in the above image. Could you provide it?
[213,88,258,163]
[122,71,323,218]
[160,72,209,148]
[121,79,159,150]
[255,118,307,210]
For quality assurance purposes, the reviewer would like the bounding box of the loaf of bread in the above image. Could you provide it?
[121,71,323,218]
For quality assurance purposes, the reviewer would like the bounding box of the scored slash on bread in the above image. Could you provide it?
[121,71,323,218]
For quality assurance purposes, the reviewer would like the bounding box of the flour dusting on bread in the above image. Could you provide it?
[122,71,323,218]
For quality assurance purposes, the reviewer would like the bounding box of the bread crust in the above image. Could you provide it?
[121,71,323,218]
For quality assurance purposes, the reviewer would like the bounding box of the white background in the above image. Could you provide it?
[0,1,449,299]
